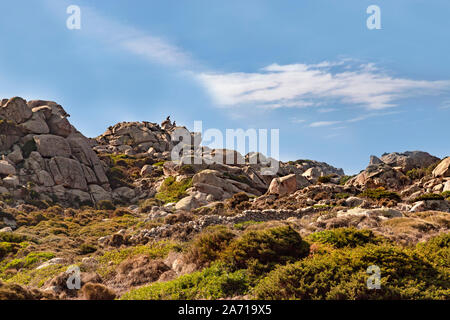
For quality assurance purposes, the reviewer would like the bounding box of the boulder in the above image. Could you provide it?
[175,196,200,211]
[345,197,364,207]
[433,158,450,178]
[192,170,227,189]
[48,114,72,137]
[67,137,108,184]
[410,200,450,213]
[112,187,136,201]
[89,184,112,203]
[302,167,323,180]
[140,165,153,176]
[6,145,23,164]
[20,112,49,134]
[380,151,439,172]
[48,157,88,191]
[0,160,16,175]
[34,135,71,158]
[268,174,297,196]
[444,180,450,193]
[0,97,32,124]
[348,163,408,189]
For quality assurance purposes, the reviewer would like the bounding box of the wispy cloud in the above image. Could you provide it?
[45,1,194,68]
[197,61,450,110]
[310,121,342,127]
[439,99,450,109]
[309,111,400,127]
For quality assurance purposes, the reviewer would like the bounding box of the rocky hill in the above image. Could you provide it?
[0,97,448,300]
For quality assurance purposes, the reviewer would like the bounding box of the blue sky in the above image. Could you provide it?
[1,0,449,174]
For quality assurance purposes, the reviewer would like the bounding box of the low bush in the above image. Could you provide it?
[222,226,310,276]
[96,200,116,211]
[120,263,249,300]
[318,175,332,184]
[360,188,401,202]
[306,228,383,248]
[185,226,236,267]
[413,193,444,202]
[254,244,449,300]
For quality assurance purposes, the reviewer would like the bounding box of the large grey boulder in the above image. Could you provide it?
[34,135,71,158]
[0,97,32,124]
[380,151,439,172]
[48,157,88,191]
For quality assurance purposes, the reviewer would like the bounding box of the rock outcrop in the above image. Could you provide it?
[0,97,109,206]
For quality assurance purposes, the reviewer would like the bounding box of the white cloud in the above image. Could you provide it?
[310,121,342,127]
[197,61,450,110]
[310,111,401,128]
[45,1,194,68]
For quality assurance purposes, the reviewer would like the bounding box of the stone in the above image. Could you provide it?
[6,145,23,164]
[0,97,32,124]
[410,200,450,213]
[20,112,49,134]
[175,196,200,211]
[0,186,9,194]
[65,189,92,205]
[444,180,450,192]
[34,135,71,158]
[345,197,364,207]
[192,170,227,189]
[302,167,322,180]
[268,174,297,196]
[140,165,153,176]
[380,151,440,172]
[0,227,13,233]
[113,187,136,201]
[48,157,88,190]
[193,182,225,200]
[3,176,19,187]
[0,160,16,175]
[433,158,450,178]
[31,105,53,120]
[89,184,112,203]
[36,170,55,187]
[67,137,109,184]
[48,114,72,137]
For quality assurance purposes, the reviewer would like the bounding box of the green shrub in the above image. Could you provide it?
[186,226,236,267]
[233,220,263,230]
[155,177,192,204]
[0,233,28,244]
[222,226,310,276]
[306,228,383,248]
[318,175,332,184]
[1,252,55,272]
[360,188,401,201]
[79,243,97,255]
[120,263,249,300]
[0,242,20,259]
[413,193,444,202]
[339,175,352,185]
[441,191,450,200]
[96,200,116,211]
[139,198,163,213]
[415,233,450,268]
[254,244,449,300]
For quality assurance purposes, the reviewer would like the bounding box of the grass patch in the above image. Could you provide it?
[155,177,192,204]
